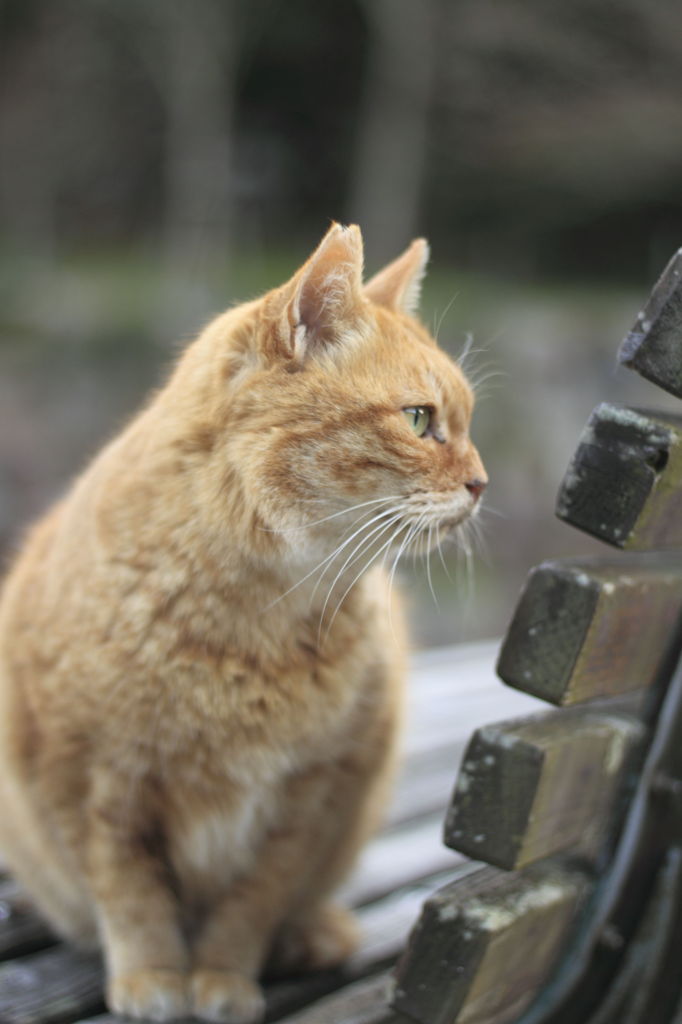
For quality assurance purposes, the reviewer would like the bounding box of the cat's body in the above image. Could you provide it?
[0,225,485,1023]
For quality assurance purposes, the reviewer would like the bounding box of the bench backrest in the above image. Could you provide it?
[392,251,682,1024]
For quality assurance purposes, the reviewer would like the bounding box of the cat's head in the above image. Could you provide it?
[202,224,486,570]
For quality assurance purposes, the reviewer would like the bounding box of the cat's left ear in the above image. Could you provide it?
[270,223,366,363]
[364,239,430,316]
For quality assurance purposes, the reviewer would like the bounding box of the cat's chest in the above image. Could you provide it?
[168,635,377,764]
[169,784,276,886]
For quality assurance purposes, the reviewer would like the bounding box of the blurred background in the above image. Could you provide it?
[1,0,682,648]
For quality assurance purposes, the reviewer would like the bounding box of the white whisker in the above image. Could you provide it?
[470,370,507,392]
[315,510,404,629]
[433,292,460,345]
[478,503,505,519]
[263,503,403,611]
[458,330,475,362]
[323,518,412,643]
[436,528,454,583]
[425,523,439,609]
[460,521,475,603]
[458,344,489,374]
[258,494,402,533]
[468,514,490,565]
[388,517,422,596]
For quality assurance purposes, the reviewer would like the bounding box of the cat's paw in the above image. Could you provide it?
[271,903,360,975]
[191,969,265,1024]
[107,968,190,1021]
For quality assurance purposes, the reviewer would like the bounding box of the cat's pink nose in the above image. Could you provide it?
[465,478,487,502]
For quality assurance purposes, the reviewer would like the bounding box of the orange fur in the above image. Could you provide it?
[0,224,486,1022]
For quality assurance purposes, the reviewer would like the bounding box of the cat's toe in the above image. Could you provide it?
[191,969,265,1024]
[271,903,359,974]
[107,968,190,1021]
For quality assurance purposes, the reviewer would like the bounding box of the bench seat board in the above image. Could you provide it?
[0,946,104,1024]
[0,866,465,1024]
[392,860,589,1024]
[619,248,682,398]
[497,556,682,705]
[273,972,402,1024]
[556,404,682,550]
[444,704,644,869]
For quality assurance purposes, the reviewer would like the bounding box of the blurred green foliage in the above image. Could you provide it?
[2,0,682,644]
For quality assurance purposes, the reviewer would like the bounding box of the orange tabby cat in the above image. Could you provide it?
[0,224,486,1023]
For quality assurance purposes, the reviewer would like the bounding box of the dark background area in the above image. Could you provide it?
[2,0,682,646]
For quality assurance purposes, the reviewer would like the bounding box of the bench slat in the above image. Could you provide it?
[0,881,55,960]
[341,813,460,908]
[274,973,402,1024]
[619,248,682,398]
[0,947,104,1024]
[392,860,588,1024]
[266,874,459,1022]
[444,704,643,869]
[71,870,463,1024]
[556,404,682,549]
[497,556,682,705]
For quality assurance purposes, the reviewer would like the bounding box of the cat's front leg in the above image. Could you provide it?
[187,773,340,1024]
[188,858,284,1024]
[87,773,190,1022]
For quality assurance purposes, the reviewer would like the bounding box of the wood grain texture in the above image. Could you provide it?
[72,872,464,1024]
[444,703,644,869]
[0,947,104,1024]
[497,555,682,705]
[340,813,461,908]
[619,248,682,398]
[273,973,403,1024]
[392,860,588,1024]
[0,868,463,1024]
[0,880,55,960]
[266,873,461,1022]
[77,975,405,1024]
[556,404,682,549]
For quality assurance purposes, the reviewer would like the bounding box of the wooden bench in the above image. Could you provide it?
[0,643,541,1024]
[394,249,682,1024]
[3,251,682,1024]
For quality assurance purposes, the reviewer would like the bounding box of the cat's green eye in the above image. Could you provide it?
[403,406,431,437]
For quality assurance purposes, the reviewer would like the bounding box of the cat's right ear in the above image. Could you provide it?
[364,238,429,316]
[265,223,368,365]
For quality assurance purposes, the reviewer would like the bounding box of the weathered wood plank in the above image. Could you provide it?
[444,704,644,869]
[619,248,682,398]
[0,946,104,1024]
[388,751,466,829]
[273,973,403,1024]
[73,869,465,1024]
[497,556,682,705]
[0,880,55,960]
[265,873,452,1021]
[556,404,682,549]
[392,860,588,1024]
[341,813,461,908]
[0,859,459,1024]
[402,643,541,763]
[82,974,404,1024]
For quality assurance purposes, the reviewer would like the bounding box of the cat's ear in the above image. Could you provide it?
[364,239,430,316]
[270,223,366,363]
